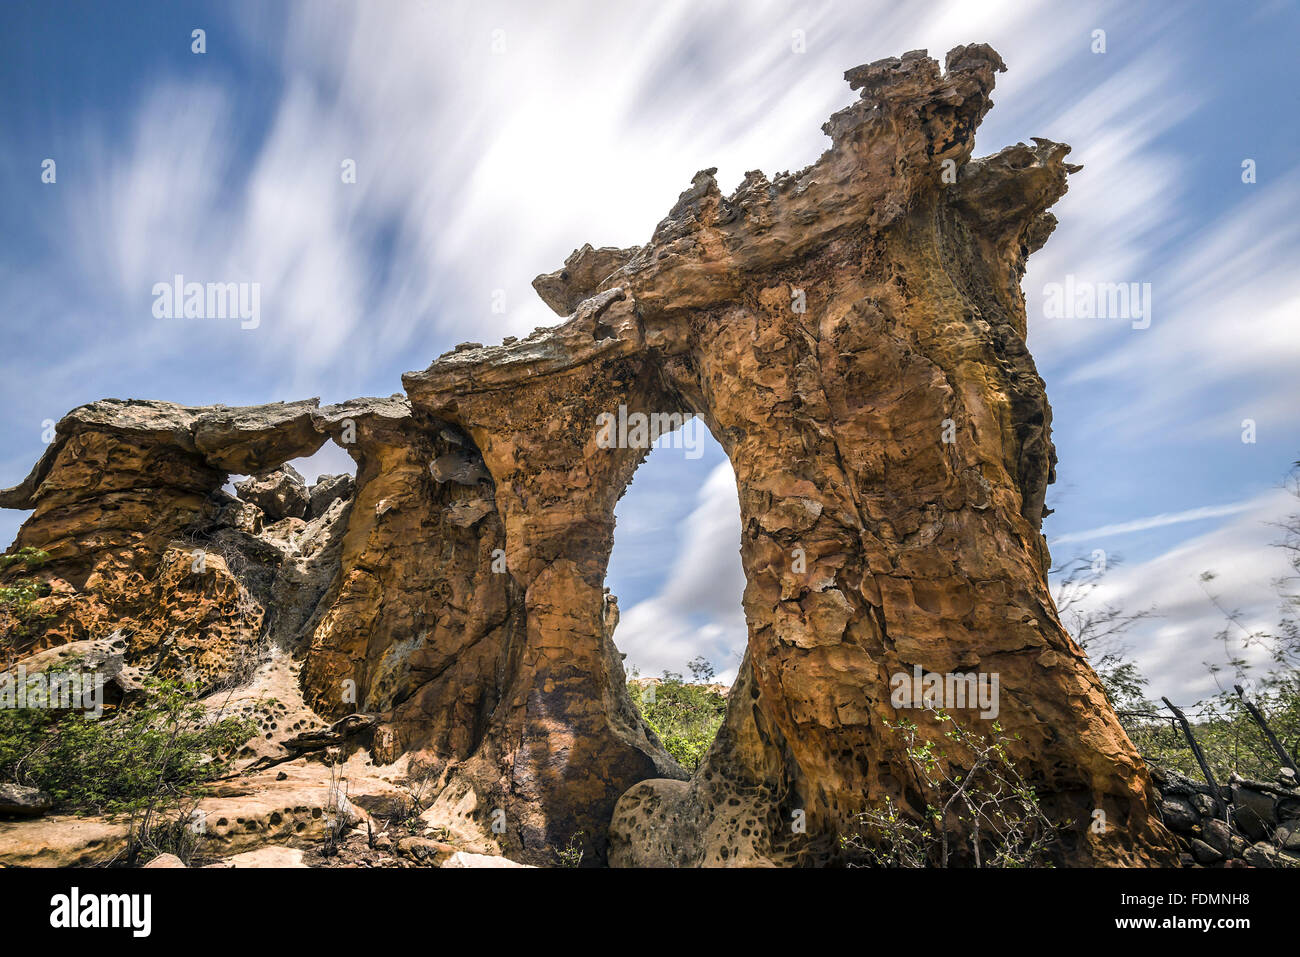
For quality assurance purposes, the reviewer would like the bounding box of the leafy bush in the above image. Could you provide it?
[842,711,1058,867]
[0,547,53,642]
[0,676,256,813]
[0,546,51,574]
[626,657,727,772]
[557,830,585,867]
[0,579,50,619]
[1111,671,1299,782]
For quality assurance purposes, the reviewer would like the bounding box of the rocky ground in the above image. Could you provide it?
[1151,766,1300,868]
[0,750,529,868]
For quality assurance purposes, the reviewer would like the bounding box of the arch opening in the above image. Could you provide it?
[606,418,745,772]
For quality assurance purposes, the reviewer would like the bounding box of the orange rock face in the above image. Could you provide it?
[1,45,1174,866]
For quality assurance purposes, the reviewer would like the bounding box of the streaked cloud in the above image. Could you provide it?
[1056,487,1296,703]
[1050,501,1256,546]
[613,461,747,683]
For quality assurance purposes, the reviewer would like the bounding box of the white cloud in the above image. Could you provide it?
[1049,501,1255,546]
[1049,172,1300,443]
[2,0,1146,427]
[1024,57,1196,360]
[614,461,747,683]
[1057,487,1297,703]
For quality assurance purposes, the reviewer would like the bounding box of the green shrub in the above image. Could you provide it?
[626,658,727,771]
[0,676,256,813]
[0,546,50,573]
[842,711,1058,868]
[557,830,585,867]
[1115,675,1299,782]
[0,547,55,646]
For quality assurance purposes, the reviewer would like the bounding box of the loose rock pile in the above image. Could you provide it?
[1151,766,1300,868]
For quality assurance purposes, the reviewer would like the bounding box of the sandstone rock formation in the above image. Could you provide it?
[1,44,1175,866]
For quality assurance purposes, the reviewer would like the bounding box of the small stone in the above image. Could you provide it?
[1190,792,1218,818]
[1159,796,1199,832]
[1279,796,1300,823]
[1275,823,1300,851]
[1202,819,1232,856]
[1242,842,1295,868]
[1189,839,1223,864]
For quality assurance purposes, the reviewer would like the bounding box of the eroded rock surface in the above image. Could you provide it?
[235,466,311,522]
[1,45,1174,867]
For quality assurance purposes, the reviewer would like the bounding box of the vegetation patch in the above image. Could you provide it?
[626,656,727,772]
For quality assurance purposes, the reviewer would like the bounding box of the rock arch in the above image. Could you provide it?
[0,45,1174,865]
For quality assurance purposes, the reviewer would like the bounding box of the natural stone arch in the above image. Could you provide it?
[404,44,1173,866]
[0,44,1177,866]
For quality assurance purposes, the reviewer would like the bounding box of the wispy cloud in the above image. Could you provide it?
[1049,501,1256,546]
[1056,487,1296,702]
[614,460,747,682]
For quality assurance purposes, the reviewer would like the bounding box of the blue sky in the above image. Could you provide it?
[1,0,1296,701]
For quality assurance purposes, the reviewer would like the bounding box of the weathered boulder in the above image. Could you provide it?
[1159,797,1200,833]
[308,473,354,520]
[235,466,311,521]
[0,783,53,817]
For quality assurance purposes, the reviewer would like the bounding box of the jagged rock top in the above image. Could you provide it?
[406,43,1074,404]
[404,287,641,402]
[532,244,640,317]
